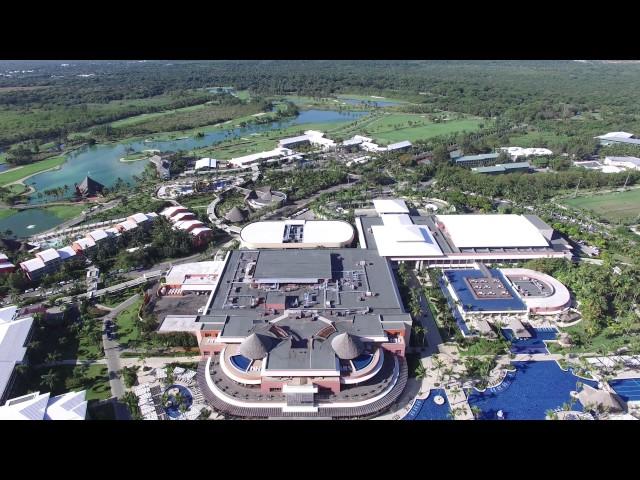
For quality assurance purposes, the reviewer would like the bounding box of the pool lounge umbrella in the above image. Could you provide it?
[238,333,275,360]
[331,332,364,360]
[577,385,625,413]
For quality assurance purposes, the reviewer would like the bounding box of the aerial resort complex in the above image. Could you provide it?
[143,199,597,419]
[2,60,640,423]
[158,247,411,418]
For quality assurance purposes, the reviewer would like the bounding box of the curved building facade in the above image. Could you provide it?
[240,220,354,249]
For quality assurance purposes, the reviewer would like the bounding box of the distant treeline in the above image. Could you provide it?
[4,60,640,148]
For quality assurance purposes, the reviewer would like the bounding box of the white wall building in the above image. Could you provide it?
[240,220,355,249]
[228,147,294,168]
[0,306,34,403]
[500,147,553,159]
[195,158,218,170]
[604,156,640,171]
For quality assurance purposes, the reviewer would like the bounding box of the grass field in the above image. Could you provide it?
[109,101,214,128]
[6,183,28,195]
[114,298,143,348]
[562,189,640,223]
[361,114,485,143]
[10,364,111,402]
[190,117,374,160]
[0,204,86,224]
[508,130,570,147]
[0,209,16,220]
[45,204,87,220]
[336,93,409,104]
[0,156,66,186]
[234,90,251,100]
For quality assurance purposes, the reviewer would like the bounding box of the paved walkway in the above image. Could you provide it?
[408,271,444,356]
[102,294,140,399]
[374,271,447,420]
[35,355,201,369]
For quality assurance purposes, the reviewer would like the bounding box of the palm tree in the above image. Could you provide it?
[470,405,482,419]
[45,352,61,364]
[432,356,445,381]
[40,369,59,391]
[413,324,425,346]
[415,363,427,380]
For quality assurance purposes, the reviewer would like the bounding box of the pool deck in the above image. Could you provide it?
[375,345,474,420]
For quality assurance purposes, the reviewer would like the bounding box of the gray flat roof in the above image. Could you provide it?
[523,214,552,231]
[455,153,499,163]
[166,248,411,372]
[253,250,332,281]
[220,315,266,338]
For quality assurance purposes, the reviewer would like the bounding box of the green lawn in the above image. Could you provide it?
[508,130,570,147]
[45,204,87,220]
[0,204,86,226]
[110,102,214,128]
[0,209,16,220]
[562,189,640,223]
[361,114,485,143]
[6,183,28,195]
[9,364,111,402]
[549,322,640,355]
[80,365,111,400]
[0,156,66,186]
[234,90,251,100]
[114,298,143,348]
[336,93,409,104]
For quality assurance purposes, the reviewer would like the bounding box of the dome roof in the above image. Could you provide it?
[225,206,247,223]
[238,333,276,360]
[331,332,364,360]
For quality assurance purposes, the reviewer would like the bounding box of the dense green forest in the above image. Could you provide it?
[3,60,640,150]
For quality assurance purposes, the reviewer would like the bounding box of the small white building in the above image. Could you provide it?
[386,140,412,152]
[195,158,218,170]
[604,156,640,171]
[501,147,553,159]
[228,148,293,168]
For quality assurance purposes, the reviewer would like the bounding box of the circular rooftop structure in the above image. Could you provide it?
[237,333,276,360]
[501,268,572,314]
[240,220,354,249]
[331,332,364,360]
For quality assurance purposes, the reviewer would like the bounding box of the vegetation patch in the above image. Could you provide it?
[0,155,66,186]
[562,189,640,223]
[10,364,111,401]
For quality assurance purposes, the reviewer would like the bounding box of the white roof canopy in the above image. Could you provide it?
[436,214,549,248]
[373,199,409,215]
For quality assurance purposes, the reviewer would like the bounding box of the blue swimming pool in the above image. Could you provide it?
[467,361,598,420]
[443,269,527,313]
[163,385,193,419]
[230,355,252,372]
[403,389,452,420]
[352,354,374,371]
[502,327,558,354]
[609,378,640,402]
